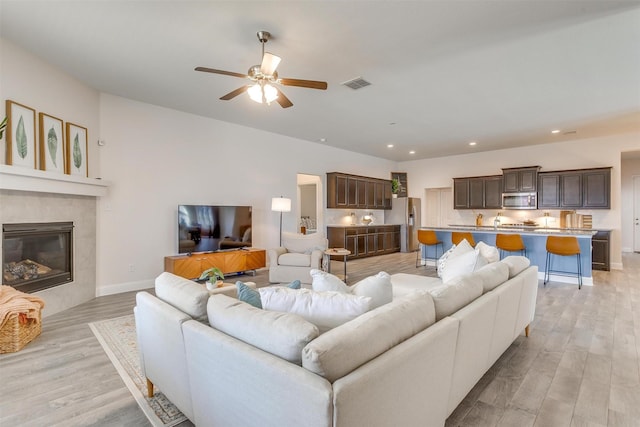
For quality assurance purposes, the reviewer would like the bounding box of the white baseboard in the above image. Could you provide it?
[537,271,593,286]
[96,279,154,297]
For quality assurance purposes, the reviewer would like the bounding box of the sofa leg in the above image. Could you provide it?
[525,325,530,338]
[147,378,154,398]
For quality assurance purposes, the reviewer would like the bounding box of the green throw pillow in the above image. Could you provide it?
[287,280,301,289]
[236,281,262,309]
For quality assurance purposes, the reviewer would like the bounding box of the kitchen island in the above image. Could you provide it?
[422,225,598,285]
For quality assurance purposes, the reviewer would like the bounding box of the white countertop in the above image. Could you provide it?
[428,225,598,237]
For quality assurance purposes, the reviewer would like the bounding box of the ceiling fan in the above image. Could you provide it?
[195,31,328,108]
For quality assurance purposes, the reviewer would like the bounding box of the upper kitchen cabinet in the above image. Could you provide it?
[582,168,611,208]
[537,167,611,209]
[453,175,502,209]
[502,166,540,193]
[327,172,393,210]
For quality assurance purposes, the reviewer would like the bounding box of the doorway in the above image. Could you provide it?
[297,174,323,234]
[424,187,453,227]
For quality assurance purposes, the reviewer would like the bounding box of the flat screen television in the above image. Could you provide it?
[178,205,252,255]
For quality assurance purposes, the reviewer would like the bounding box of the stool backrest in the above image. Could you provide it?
[546,236,580,256]
[451,232,475,247]
[496,234,525,251]
[417,230,439,245]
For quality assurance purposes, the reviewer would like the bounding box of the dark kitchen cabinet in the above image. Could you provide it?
[327,172,393,210]
[502,166,540,193]
[538,174,560,208]
[537,168,610,209]
[453,178,470,209]
[583,169,610,208]
[327,225,401,259]
[453,175,502,209]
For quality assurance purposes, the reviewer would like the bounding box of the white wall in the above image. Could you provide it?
[399,134,640,269]
[0,38,100,173]
[96,94,396,294]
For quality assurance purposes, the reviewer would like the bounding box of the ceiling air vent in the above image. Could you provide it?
[341,77,371,90]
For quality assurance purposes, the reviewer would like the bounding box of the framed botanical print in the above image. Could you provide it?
[65,122,88,177]
[6,100,37,168]
[39,112,65,173]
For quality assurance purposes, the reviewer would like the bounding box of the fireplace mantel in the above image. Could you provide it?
[0,165,109,197]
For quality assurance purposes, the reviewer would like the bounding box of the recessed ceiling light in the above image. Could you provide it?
[551,130,561,134]
[387,144,394,148]
[409,150,416,154]
[469,141,477,146]
[319,138,327,142]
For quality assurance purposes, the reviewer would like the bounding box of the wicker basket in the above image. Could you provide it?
[0,311,42,354]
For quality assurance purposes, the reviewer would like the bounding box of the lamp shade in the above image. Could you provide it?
[271,197,291,212]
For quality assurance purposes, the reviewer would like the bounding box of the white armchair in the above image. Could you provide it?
[268,232,328,284]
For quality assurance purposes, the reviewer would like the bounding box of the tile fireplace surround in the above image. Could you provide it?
[0,165,108,317]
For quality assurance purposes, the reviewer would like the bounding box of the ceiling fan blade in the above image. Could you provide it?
[279,78,327,90]
[261,52,281,76]
[220,85,249,100]
[195,67,247,79]
[275,88,293,108]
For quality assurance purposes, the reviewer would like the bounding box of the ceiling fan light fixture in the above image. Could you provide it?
[248,82,278,104]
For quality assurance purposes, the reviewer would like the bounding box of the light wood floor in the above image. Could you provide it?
[1,252,639,426]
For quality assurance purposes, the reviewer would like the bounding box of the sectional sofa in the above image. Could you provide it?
[134,256,538,427]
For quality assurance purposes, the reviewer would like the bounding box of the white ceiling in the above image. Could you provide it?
[1,1,639,162]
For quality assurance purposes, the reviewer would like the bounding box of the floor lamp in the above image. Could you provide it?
[271,196,291,247]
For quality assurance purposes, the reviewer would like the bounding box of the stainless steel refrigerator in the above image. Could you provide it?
[385,197,421,252]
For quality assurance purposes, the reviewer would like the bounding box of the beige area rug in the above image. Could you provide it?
[89,314,188,427]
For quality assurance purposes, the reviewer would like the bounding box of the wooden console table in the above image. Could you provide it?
[164,248,266,280]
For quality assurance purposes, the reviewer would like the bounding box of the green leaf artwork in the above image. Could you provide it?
[47,127,58,167]
[16,116,28,159]
[73,133,82,170]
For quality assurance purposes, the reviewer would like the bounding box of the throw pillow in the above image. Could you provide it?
[350,272,393,309]
[476,241,500,264]
[287,279,302,289]
[438,239,474,279]
[437,244,456,278]
[310,269,349,293]
[236,281,262,308]
[258,287,372,333]
[440,249,487,284]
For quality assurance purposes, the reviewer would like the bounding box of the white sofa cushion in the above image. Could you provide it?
[278,252,312,267]
[476,241,500,264]
[441,249,487,284]
[474,261,510,293]
[258,287,372,333]
[310,269,350,293]
[282,232,327,254]
[301,291,436,382]
[350,271,393,309]
[155,272,209,323]
[501,256,531,278]
[428,274,483,321]
[390,273,443,297]
[207,294,319,364]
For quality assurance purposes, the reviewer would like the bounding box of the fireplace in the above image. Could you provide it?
[2,222,73,293]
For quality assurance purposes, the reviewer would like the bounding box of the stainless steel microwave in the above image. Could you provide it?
[502,192,537,210]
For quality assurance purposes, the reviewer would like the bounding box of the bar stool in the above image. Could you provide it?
[495,233,526,259]
[451,232,475,247]
[544,235,582,289]
[416,230,443,269]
